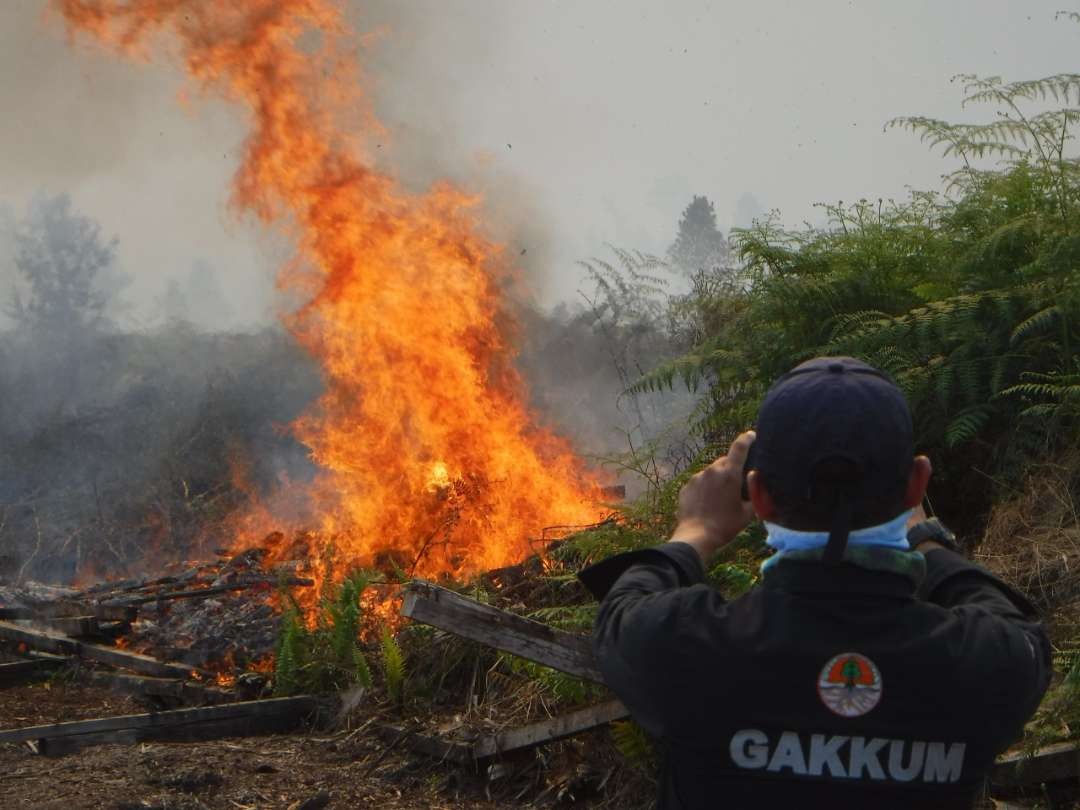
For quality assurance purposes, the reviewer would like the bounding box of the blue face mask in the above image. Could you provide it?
[764,509,913,554]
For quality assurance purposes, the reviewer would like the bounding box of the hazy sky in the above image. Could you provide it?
[1,0,1077,326]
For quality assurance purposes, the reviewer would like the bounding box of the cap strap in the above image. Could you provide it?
[823,499,852,565]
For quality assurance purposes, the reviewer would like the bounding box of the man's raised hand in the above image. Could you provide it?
[669,430,758,563]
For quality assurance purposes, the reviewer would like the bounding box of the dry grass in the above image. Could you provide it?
[977,454,1080,648]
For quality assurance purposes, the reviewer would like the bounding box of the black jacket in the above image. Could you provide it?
[582,542,1051,809]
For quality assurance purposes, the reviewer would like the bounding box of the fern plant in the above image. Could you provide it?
[272,570,375,696]
[617,20,1080,533]
[611,720,657,774]
[380,626,406,705]
[273,604,305,697]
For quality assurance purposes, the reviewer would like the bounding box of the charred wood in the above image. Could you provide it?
[472,700,628,759]
[40,615,99,638]
[0,656,65,685]
[992,740,1080,787]
[101,577,314,607]
[0,620,204,679]
[374,724,474,766]
[378,701,629,764]
[0,603,137,622]
[0,695,330,755]
[76,668,237,708]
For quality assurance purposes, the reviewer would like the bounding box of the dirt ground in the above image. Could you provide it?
[0,681,522,810]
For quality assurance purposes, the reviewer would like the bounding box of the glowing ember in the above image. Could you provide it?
[54,1,604,581]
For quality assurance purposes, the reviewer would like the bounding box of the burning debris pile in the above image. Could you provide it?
[0,546,317,683]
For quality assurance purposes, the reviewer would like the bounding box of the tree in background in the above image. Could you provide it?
[666,195,729,276]
[8,194,125,339]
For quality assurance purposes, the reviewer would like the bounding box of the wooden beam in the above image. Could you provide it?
[77,669,236,706]
[472,700,628,759]
[401,581,602,683]
[0,604,137,622]
[0,696,326,754]
[102,577,314,607]
[992,741,1080,787]
[43,616,99,638]
[0,621,202,680]
[375,725,474,766]
[0,604,136,622]
[382,701,629,765]
[36,729,139,756]
[0,657,65,684]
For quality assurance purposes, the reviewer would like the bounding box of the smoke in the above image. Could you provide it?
[0,189,321,583]
[344,1,563,303]
[346,1,695,469]
[0,1,696,583]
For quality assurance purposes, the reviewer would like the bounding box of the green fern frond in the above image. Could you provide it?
[1020,402,1062,418]
[273,606,307,697]
[945,404,994,447]
[1011,305,1061,343]
[380,628,406,704]
[625,342,740,395]
[527,604,598,633]
[957,73,1080,107]
[612,720,656,773]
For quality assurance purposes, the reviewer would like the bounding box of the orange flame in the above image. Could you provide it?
[54,1,603,579]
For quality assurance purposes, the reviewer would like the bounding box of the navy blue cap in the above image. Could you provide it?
[751,357,914,563]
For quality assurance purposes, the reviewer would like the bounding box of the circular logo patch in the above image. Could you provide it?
[817,652,883,718]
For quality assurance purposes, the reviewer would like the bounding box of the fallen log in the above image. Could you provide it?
[0,695,328,756]
[401,581,602,683]
[473,699,629,759]
[992,740,1080,786]
[0,621,203,680]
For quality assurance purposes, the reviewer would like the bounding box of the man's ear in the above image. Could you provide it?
[747,471,778,521]
[902,455,932,509]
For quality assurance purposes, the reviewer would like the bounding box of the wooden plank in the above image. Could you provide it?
[0,620,202,680]
[384,701,629,765]
[102,577,314,607]
[0,604,137,622]
[0,696,324,747]
[37,729,139,756]
[77,669,237,706]
[44,616,99,638]
[473,700,628,759]
[36,710,308,756]
[401,581,602,683]
[992,740,1080,786]
[375,725,474,766]
[0,657,65,684]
